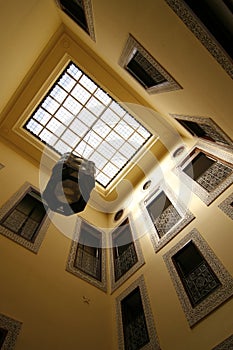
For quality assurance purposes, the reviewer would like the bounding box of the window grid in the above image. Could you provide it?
[24,62,152,187]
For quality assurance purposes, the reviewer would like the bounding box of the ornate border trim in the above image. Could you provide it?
[164,0,233,79]
[163,228,233,327]
[83,0,95,41]
[0,182,50,253]
[174,141,233,205]
[218,192,233,221]
[66,217,107,292]
[119,34,182,94]
[115,275,161,350]
[110,214,145,293]
[55,0,95,41]
[171,114,233,149]
[0,313,22,350]
[141,182,195,252]
[212,334,233,350]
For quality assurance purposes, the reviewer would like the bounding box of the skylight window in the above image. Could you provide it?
[24,62,152,187]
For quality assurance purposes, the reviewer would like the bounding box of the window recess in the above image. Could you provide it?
[143,184,194,252]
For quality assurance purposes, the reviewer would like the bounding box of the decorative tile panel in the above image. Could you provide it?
[110,215,145,293]
[196,161,232,193]
[119,34,181,94]
[163,228,233,327]
[0,313,22,350]
[116,275,161,350]
[175,141,233,205]
[66,217,107,292]
[0,182,50,253]
[142,183,195,252]
[114,243,138,282]
[55,0,95,41]
[212,334,233,350]
[154,204,182,238]
[218,192,233,221]
[171,115,233,149]
[164,0,233,79]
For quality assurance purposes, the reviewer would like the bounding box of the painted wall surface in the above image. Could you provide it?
[0,138,115,350]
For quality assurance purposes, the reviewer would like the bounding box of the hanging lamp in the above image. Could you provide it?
[43,153,95,216]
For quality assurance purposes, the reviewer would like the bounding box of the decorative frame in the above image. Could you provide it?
[141,182,195,252]
[171,114,233,149]
[0,313,22,350]
[110,214,145,293]
[174,141,233,205]
[55,0,96,41]
[119,34,182,94]
[0,182,50,253]
[164,0,233,79]
[212,334,233,350]
[218,192,233,220]
[116,275,161,350]
[66,217,107,292]
[163,228,233,327]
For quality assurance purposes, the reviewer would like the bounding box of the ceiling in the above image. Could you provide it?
[0,0,232,212]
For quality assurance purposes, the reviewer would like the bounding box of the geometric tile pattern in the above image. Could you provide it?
[143,184,195,252]
[154,204,182,238]
[171,115,233,148]
[196,161,233,192]
[119,34,181,94]
[0,313,22,350]
[218,192,233,221]
[66,217,107,292]
[116,275,161,350]
[110,215,145,293]
[164,0,233,79]
[163,228,233,327]
[0,182,50,253]
[176,141,233,205]
[212,334,233,350]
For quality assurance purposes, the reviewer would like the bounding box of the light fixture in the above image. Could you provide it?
[143,180,151,190]
[114,209,124,221]
[43,153,95,215]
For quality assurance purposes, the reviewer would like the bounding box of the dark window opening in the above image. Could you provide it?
[121,287,150,350]
[179,120,213,140]
[126,50,167,89]
[177,119,230,146]
[58,0,89,34]
[183,0,233,59]
[183,150,233,193]
[112,218,138,281]
[183,151,215,180]
[74,222,102,281]
[172,241,221,307]
[0,189,46,242]
[0,328,8,349]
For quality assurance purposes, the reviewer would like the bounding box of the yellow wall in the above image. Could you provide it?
[1,137,233,349]
[0,138,115,350]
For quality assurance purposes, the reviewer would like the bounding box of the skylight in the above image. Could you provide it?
[24,62,152,187]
